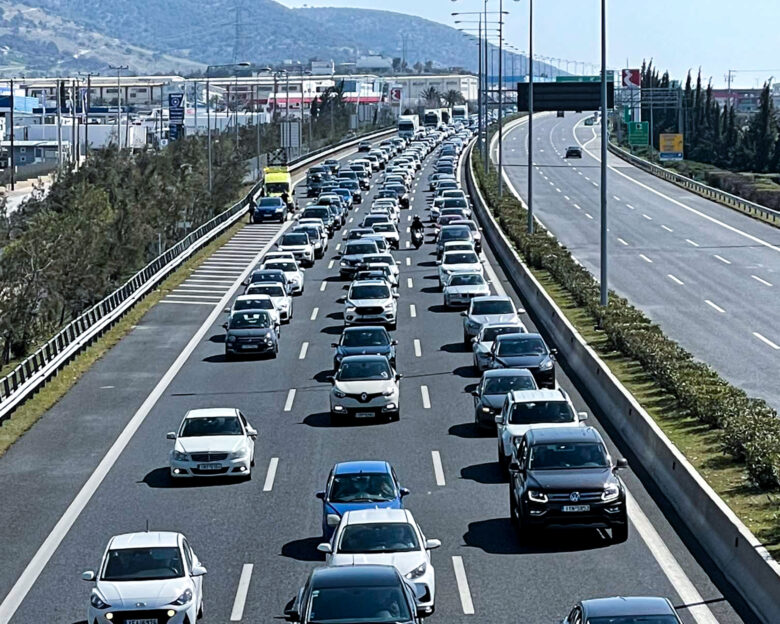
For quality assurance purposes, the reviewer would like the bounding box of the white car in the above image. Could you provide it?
[362,253,400,281]
[262,251,296,263]
[168,407,257,479]
[442,240,476,255]
[437,250,483,287]
[83,531,205,623]
[275,231,315,267]
[244,282,293,321]
[329,355,401,422]
[225,294,281,329]
[344,279,398,329]
[443,271,490,307]
[371,222,400,249]
[318,508,440,615]
[495,388,587,471]
[260,259,306,295]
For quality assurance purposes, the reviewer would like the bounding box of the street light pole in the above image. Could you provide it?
[207,77,212,194]
[599,0,609,307]
[527,0,534,234]
[108,64,128,151]
[497,0,504,197]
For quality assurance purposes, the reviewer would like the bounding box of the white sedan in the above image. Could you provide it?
[260,259,306,295]
[318,508,440,615]
[244,282,293,322]
[83,531,205,624]
[168,407,257,479]
[437,250,483,287]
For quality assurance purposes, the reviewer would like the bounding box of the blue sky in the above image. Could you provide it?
[279,0,779,88]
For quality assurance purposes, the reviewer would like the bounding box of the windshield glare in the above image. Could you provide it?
[373,224,395,233]
[497,336,546,356]
[484,376,536,395]
[258,198,282,206]
[529,442,609,470]
[265,182,289,194]
[180,415,243,437]
[338,523,419,554]
[103,547,183,581]
[444,252,478,264]
[441,227,471,242]
[472,301,514,316]
[308,586,412,623]
[482,326,522,342]
[342,329,389,347]
[346,243,377,255]
[264,262,297,272]
[509,401,575,425]
[329,473,396,503]
[247,285,284,297]
[337,359,392,381]
[229,312,271,329]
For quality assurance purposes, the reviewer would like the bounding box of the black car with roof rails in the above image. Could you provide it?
[509,426,628,542]
[488,332,557,388]
[332,326,397,370]
[562,596,682,624]
[472,369,538,430]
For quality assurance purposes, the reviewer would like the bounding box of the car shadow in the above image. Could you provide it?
[441,342,469,354]
[420,286,441,294]
[448,422,488,439]
[453,365,478,378]
[202,354,228,363]
[141,468,244,488]
[463,518,611,555]
[461,462,504,484]
[313,370,334,383]
[208,334,225,343]
[418,260,438,267]
[320,325,344,335]
[303,412,391,428]
[427,304,449,314]
[281,537,326,562]
[327,311,345,321]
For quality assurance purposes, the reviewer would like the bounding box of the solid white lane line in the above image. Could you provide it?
[406,257,411,266]
[753,332,780,350]
[751,274,773,287]
[409,304,417,318]
[626,494,718,624]
[642,213,653,221]
[617,238,629,246]
[685,239,700,247]
[420,385,431,409]
[639,254,653,263]
[414,339,422,357]
[284,389,296,412]
[230,564,254,621]
[713,255,731,265]
[310,307,319,321]
[263,458,279,492]
[585,213,594,220]
[185,279,236,285]
[328,259,335,269]
[661,225,674,232]
[407,277,414,289]
[299,342,309,360]
[175,286,229,292]
[431,451,445,486]
[320,281,328,291]
[452,556,475,615]
[573,203,582,210]
[705,300,726,314]
[667,274,685,285]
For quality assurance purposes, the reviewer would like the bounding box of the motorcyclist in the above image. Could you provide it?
[410,215,424,236]
[280,190,292,213]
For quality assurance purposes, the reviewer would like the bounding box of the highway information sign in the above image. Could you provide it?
[628,121,649,146]
[659,133,684,160]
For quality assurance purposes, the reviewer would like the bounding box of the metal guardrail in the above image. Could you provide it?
[608,142,780,225]
[0,126,396,422]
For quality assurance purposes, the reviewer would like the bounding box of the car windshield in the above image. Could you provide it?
[235,298,273,311]
[338,523,419,554]
[247,285,284,297]
[364,216,388,226]
[482,326,522,342]
[497,336,547,356]
[265,182,289,194]
[373,224,395,233]
[180,415,243,437]
[229,311,271,329]
[342,329,390,347]
[365,254,394,265]
[529,442,609,470]
[337,359,392,381]
[342,180,359,189]
[350,285,390,299]
[296,227,319,239]
[444,199,467,208]
[448,273,484,286]
[444,252,479,265]
[258,197,282,207]
[308,585,412,623]
[251,272,284,284]
[484,375,537,395]
[264,261,297,272]
[509,401,575,425]
[345,243,377,255]
[102,547,184,581]
[472,300,514,315]
[329,473,396,503]
[588,618,680,624]
[440,227,471,242]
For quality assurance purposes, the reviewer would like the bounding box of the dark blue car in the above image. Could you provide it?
[316,461,409,538]
[332,326,397,370]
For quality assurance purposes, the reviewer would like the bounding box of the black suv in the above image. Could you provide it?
[508,426,628,542]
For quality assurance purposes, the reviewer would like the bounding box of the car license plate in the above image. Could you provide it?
[355,412,374,419]
[241,344,258,350]
[198,463,222,471]
[127,620,158,624]
[562,505,590,512]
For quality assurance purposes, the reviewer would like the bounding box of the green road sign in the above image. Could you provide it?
[556,71,614,83]
[623,105,632,123]
[628,121,649,146]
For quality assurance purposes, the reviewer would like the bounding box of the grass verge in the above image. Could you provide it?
[0,218,248,458]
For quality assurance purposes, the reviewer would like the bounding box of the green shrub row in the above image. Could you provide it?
[471,147,780,490]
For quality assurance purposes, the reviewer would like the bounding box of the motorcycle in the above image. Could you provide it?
[411,228,424,249]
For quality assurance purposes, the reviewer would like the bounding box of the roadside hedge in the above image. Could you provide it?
[471,147,780,490]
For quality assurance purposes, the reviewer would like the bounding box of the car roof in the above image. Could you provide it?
[343,325,387,333]
[507,389,565,403]
[351,279,389,287]
[109,531,181,550]
[495,332,541,342]
[483,368,535,379]
[185,407,239,419]
[342,508,412,525]
[526,426,602,444]
[582,596,677,617]
[311,564,401,588]
[333,460,391,475]
[472,295,512,302]
[235,294,272,301]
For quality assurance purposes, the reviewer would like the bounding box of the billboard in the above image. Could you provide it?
[517,82,614,112]
[659,133,683,160]
[389,86,403,103]
[622,69,641,89]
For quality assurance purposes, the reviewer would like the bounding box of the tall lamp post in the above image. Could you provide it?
[108,65,128,151]
[599,0,609,306]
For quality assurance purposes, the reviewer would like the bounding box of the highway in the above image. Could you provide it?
[500,114,780,413]
[0,135,749,623]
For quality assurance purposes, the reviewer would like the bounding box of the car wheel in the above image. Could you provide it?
[612,521,629,544]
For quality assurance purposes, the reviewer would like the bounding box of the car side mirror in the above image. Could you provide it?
[400,487,411,497]
[435,260,441,265]
[425,539,441,550]
[166,431,176,440]
[327,375,336,384]
[191,563,207,577]
[81,570,96,581]
[396,373,403,381]
[494,414,504,424]
[316,543,333,554]
[326,513,341,528]
[221,322,228,329]
[550,348,558,356]
[578,411,589,421]
[223,307,231,313]
[315,491,325,499]
[460,311,467,317]
[393,292,399,299]
[508,459,521,473]
[331,343,338,348]
[391,339,398,346]
[471,390,479,397]
[246,426,258,438]
[615,458,628,470]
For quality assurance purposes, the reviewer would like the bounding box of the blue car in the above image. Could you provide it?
[316,461,409,538]
[332,326,397,370]
[331,187,355,210]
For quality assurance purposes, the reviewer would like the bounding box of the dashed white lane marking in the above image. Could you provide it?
[408,214,412,221]
[406,240,411,248]
[414,339,422,357]
[563,195,570,201]
[406,257,411,266]
[229,563,254,621]
[573,203,582,210]
[335,243,341,251]
[714,255,731,265]
[642,213,653,221]
[585,213,594,220]
[555,188,562,193]
[751,274,773,287]
[410,304,417,318]
[299,342,309,360]
[452,556,475,615]
[284,389,296,412]
[685,239,700,247]
[320,281,328,292]
[613,195,621,201]
[262,457,279,492]
[639,254,653,263]
[348,217,353,223]
[753,332,780,350]
[667,274,685,285]
[166,294,223,300]
[328,259,335,269]
[661,225,674,232]
[310,307,319,321]
[584,176,591,181]
[705,300,726,314]
[617,238,629,246]
[420,385,431,409]
[407,277,414,289]
[431,451,446,486]
[626,204,635,210]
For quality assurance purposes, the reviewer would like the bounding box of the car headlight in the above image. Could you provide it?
[384,302,395,310]
[265,335,274,343]
[539,358,554,371]
[382,389,395,396]
[481,406,491,413]
[527,489,548,503]
[333,388,346,399]
[405,562,427,579]
[346,306,356,313]
[90,591,111,609]
[340,260,348,267]
[602,483,620,502]
[231,449,248,459]
[227,335,236,342]
[173,450,189,461]
[170,588,193,606]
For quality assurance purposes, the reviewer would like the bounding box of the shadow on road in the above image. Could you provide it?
[463,518,611,555]
[281,537,326,562]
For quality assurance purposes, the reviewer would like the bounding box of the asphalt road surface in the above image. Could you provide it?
[0,135,751,623]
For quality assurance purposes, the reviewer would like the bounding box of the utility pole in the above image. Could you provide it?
[497,0,504,197]
[9,78,15,190]
[85,74,91,157]
[482,0,488,172]
[56,79,62,170]
[477,15,483,161]
[527,0,534,234]
[599,0,608,307]
[71,79,77,166]
[108,64,128,151]
[193,81,198,135]
[207,77,212,193]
